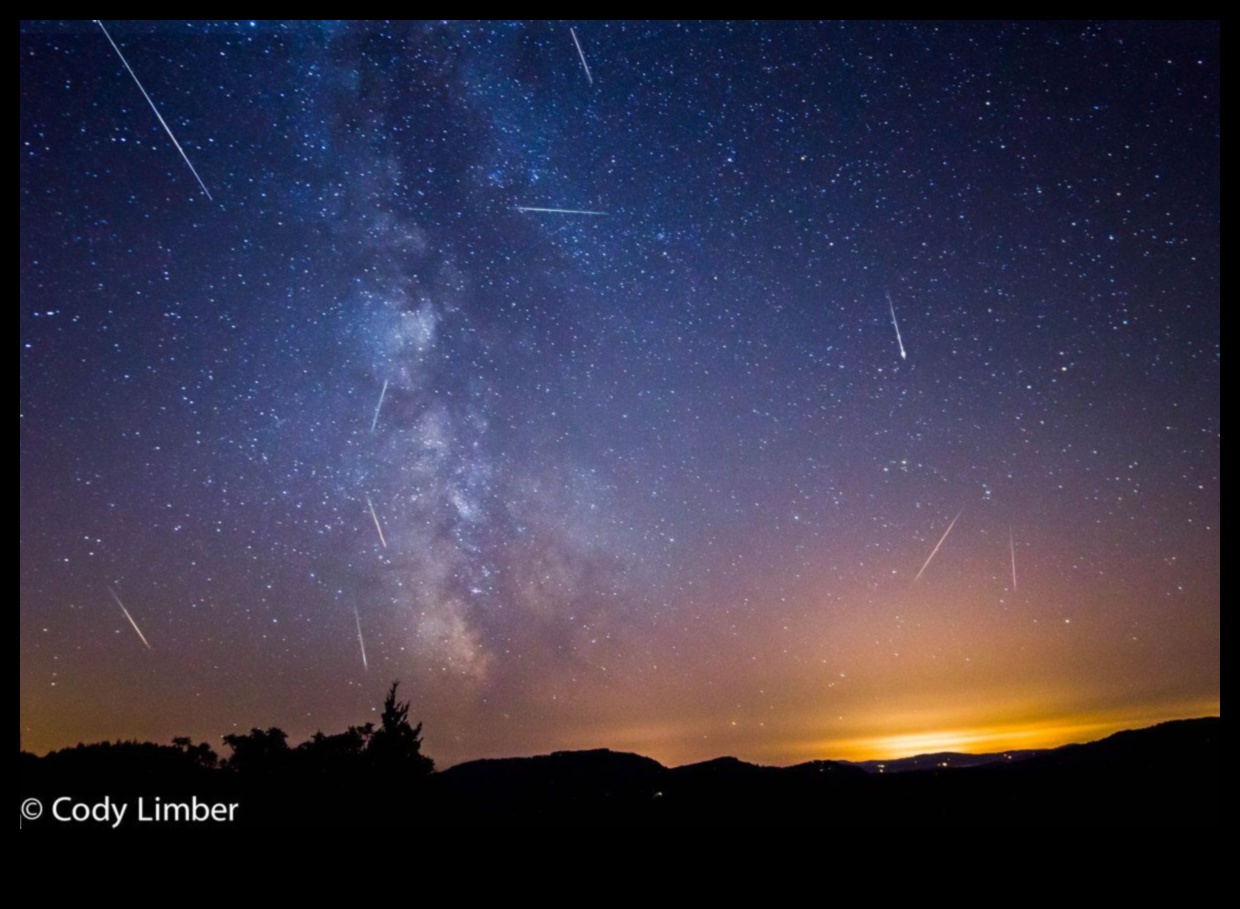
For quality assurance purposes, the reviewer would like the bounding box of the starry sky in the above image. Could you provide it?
[20,21,1219,767]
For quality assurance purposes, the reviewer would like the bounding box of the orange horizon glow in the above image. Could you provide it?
[23,692,1220,770]
[507,692,1221,771]
[788,701,1222,764]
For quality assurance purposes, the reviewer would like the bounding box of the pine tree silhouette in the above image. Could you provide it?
[366,681,433,775]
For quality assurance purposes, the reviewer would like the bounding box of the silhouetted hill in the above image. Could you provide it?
[441,747,664,789]
[434,748,664,827]
[843,750,1043,773]
[20,717,1219,829]
[654,755,872,828]
[1006,717,1220,775]
[858,717,1222,828]
[784,759,873,780]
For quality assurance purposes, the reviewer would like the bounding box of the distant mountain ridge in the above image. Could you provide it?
[22,716,1219,828]
[430,716,1219,827]
[841,750,1045,773]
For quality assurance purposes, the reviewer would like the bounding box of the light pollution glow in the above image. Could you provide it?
[19,22,1219,771]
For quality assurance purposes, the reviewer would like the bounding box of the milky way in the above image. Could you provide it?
[21,22,1219,765]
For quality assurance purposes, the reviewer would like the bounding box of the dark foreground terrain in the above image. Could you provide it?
[20,715,1219,829]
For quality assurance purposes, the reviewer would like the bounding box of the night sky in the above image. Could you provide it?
[20,21,1219,767]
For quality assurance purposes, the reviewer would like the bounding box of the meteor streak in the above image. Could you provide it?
[516,206,608,216]
[353,605,369,672]
[1009,527,1018,591]
[370,379,388,433]
[887,291,907,360]
[913,509,962,583]
[95,20,213,201]
[569,27,593,86]
[107,586,152,650]
[366,494,388,548]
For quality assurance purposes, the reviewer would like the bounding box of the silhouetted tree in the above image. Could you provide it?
[367,682,433,775]
[222,726,290,774]
[172,736,219,770]
[297,724,374,772]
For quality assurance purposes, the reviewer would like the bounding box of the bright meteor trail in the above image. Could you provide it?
[1009,527,1018,591]
[17,19,1219,781]
[107,586,152,650]
[570,27,594,86]
[370,379,388,434]
[887,291,907,360]
[95,20,213,201]
[365,494,388,548]
[353,605,369,672]
[913,509,962,583]
[516,206,608,216]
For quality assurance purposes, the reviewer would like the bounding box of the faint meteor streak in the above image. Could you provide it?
[913,510,962,583]
[353,605,369,672]
[515,206,608,216]
[886,291,907,360]
[569,27,593,86]
[1009,527,1018,591]
[370,379,388,433]
[365,494,388,548]
[95,20,213,201]
[107,586,152,650]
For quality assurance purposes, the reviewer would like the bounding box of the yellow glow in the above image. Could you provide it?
[798,699,1221,763]
[846,722,1101,760]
